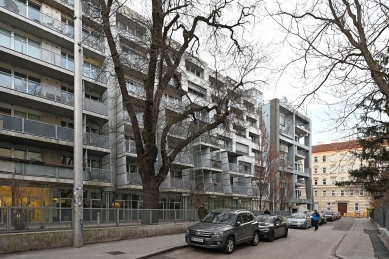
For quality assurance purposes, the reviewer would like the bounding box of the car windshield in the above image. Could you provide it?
[202,212,235,225]
[289,213,306,219]
[256,215,275,223]
[325,211,332,215]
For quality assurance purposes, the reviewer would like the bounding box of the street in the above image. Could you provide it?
[149,217,355,259]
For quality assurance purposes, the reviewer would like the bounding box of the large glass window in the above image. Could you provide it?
[28,39,41,59]
[14,110,27,118]
[0,67,12,88]
[354,203,359,211]
[28,151,41,160]
[14,72,27,92]
[14,34,27,54]
[28,1,41,22]
[0,147,12,157]
[14,149,26,159]
[0,28,11,48]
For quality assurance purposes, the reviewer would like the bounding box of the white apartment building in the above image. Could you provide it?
[0,0,264,223]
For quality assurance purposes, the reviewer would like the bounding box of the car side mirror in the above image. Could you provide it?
[236,221,241,227]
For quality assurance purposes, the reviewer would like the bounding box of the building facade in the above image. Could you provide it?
[0,0,265,224]
[307,141,371,216]
[262,98,313,211]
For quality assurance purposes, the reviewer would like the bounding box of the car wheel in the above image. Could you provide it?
[250,232,259,246]
[268,231,275,242]
[223,237,234,254]
[282,227,288,238]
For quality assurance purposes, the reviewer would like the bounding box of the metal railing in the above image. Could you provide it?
[232,185,247,195]
[228,163,245,174]
[193,158,221,169]
[0,30,107,83]
[0,114,109,148]
[0,207,198,233]
[84,167,111,182]
[371,207,389,230]
[128,173,142,185]
[0,0,75,38]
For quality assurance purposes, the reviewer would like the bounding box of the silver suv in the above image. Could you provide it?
[185,209,259,254]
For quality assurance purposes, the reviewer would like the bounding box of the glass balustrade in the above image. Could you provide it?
[0,0,75,38]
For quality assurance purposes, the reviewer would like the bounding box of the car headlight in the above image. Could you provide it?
[260,228,270,232]
[211,231,224,237]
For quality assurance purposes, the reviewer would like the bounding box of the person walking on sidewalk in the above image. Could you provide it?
[264,208,271,214]
[312,210,321,230]
[198,203,208,221]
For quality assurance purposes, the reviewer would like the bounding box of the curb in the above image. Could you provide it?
[136,245,189,259]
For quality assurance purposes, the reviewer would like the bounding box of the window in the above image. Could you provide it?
[116,16,146,38]
[0,67,12,88]
[0,28,11,48]
[340,166,344,173]
[14,149,26,159]
[188,82,206,98]
[83,60,100,80]
[61,155,73,165]
[314,179,318,185]
[61,121,74,129]
[126,79,145,97]
[330,167,336,174]
[0,147,11,157]
[340,177,345,182]
[314,168,318,174]
[28,151,41,161]
[340,190,345,196]
[322,167,326,174]
[280,114,285,126]
[331,178,336,185]
[322,190,327,197]
[359,189,364,196]
[322,178,327,185]
[354,203,359,211]
[314,156,318,163]
[330,155,336,162]
[236,142,249,155]
[349,189,354,196]
[14,110,27,118]
[28,114,40,121]
[322,156,327,162]
[314,190,318,196]
[61,52,75,71]
[185,60,204,78]
[331,190,335,196]
[0,106,11,115]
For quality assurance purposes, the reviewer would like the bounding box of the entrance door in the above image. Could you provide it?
[338,203,347,216]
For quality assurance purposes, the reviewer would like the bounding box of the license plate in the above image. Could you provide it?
[191,237,203,242]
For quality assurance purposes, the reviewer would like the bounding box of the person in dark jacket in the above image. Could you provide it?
[264,208,271,214]
[312,210,321,230]
[197,203,208,220]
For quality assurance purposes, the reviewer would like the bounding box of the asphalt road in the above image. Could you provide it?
[148,217,355,259]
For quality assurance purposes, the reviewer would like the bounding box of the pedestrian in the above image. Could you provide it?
[312,210,321,230]
[264,208,271,214]
[197,203,208,221]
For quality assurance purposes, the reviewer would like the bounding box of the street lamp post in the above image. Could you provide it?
[73,0,83,248]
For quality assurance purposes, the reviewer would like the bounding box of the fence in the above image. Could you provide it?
[0,207,198,233]
[371,207,389,230]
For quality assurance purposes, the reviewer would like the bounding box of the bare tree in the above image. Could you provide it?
[253,118,280,210]
[93,0,270,221]
[3,175,43,230]
[273,0,389,139]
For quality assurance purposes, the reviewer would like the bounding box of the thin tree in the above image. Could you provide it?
[94,0,270,221]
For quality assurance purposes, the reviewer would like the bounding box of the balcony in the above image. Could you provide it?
[0,114,110,149]
[84,98,108,116]
[232,185,247,195]
[193,158,221,170]
[173,151,192,165]
[193,135,222,148]
[205,182,224,193]
[0,31,107,84]
[0,0,74,38]
[227,163,245,174]
[168,125,187,137]
[0,160,111,183]
[125,140,137,154]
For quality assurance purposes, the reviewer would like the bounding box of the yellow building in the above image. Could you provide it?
[302,141,371,216]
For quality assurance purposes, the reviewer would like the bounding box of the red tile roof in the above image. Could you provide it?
[312,140,360,153]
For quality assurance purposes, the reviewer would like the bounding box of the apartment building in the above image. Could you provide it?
[308,141,371,215]
[262,98,313,210]
[0,0,263,222]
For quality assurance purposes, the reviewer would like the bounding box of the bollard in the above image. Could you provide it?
[97,212,100,227]
[116,209,119,227]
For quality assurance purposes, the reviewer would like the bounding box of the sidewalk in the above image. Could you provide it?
[0,232,188,259]
[336,218,389,259]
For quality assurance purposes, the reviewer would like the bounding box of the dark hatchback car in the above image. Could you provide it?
[185,209,259,254]
[255,215,288,241]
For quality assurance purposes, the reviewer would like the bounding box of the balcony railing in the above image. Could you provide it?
[232,185,247,195]
[296,149,306,157]
[0,160,111,183]
[204,182,224,193]
[228,163,245,174]
[193,158,221,169]
[0,114,109,149]
[0,0,75,38]
[173,151,192,164]
[84,98,108,116]
[193,135,222,148]
[0,31,107,83]
[84,167,111,183]
[168,125,187,137]
[128,173,142,186]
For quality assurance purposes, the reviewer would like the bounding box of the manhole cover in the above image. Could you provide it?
[107,251,126,255]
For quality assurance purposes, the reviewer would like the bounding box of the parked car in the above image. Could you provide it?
[255,215,288,241]
[287,213,312,229]
[185,209,259,254]
[334,211,342,219]
[322,210,334,221]
[333,212,339,220]
[319,212,327,225]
